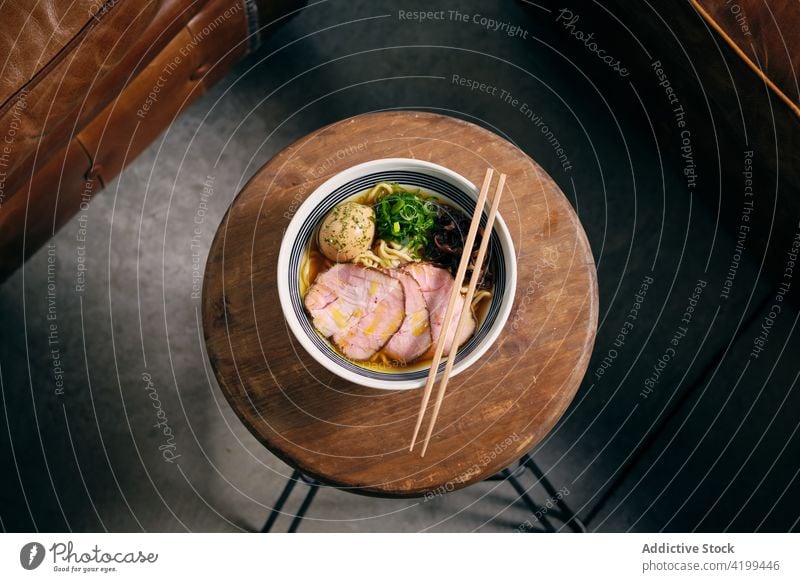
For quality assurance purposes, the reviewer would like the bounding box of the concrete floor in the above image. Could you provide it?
[1,0,799,532]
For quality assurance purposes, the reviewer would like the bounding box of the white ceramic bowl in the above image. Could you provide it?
[277,158,517,390]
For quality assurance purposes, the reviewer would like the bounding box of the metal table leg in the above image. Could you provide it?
[261,470,320,533]
[260,454,586,533]
[287,484,319,533]
[520,454,587,533]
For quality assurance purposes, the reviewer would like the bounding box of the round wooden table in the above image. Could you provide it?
[202,111,598,497]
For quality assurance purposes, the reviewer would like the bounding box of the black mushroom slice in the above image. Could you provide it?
[425,203,494,291]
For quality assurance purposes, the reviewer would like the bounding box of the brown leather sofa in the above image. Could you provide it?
[0,0,300,280]
[578,0,799,285]
[679,0,798,283]
[692,0,799,119]
[671,0,798,189]
[690,0,799,192]
[2,1,797,282]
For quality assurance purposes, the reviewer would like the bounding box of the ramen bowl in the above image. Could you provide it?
[277,158,517,390]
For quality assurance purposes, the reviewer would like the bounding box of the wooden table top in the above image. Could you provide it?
[202,111,598,497]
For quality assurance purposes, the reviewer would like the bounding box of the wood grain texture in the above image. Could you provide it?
[202,111,598,497]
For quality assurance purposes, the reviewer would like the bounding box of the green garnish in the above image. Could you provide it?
[374,188,437,254]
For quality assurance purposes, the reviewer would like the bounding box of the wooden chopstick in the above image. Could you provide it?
[419,172,507,457]
[409,168,495,452]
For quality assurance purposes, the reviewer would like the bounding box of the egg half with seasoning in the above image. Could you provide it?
[317,202,376,262]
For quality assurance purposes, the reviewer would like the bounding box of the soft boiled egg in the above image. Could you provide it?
[317,202,375,262]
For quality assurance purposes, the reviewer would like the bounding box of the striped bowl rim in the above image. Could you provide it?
[277,159,517,390]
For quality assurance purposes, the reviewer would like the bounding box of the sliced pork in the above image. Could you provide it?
[304,263,405,360]
[382,270,432,363]
[402,263,476,356]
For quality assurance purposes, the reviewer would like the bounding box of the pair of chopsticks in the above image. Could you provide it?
[409,168,507,456]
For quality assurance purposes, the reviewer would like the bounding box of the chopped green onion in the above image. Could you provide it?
[373,186,438,253]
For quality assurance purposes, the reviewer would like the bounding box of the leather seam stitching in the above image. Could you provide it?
[0,1,118,116]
